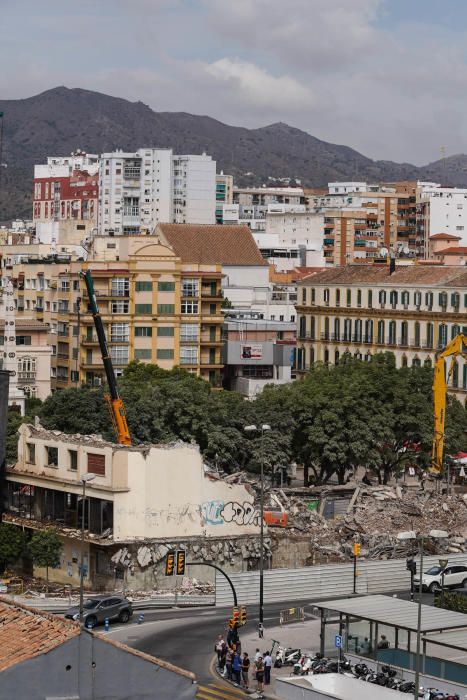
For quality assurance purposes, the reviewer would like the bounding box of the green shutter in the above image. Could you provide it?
[135,281,153,291]
[158,281,175,291]
[157,304,175,314]
[134,349,152,360]
[135,304,152,314]
[157,327,174,337]
[157,349,174,359]
[135,327,152,337]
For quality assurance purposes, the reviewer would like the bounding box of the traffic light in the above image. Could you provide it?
[232,607,239,628]
[176,550,186,576]
[353,543,361,557]
[165,551,175,576]
[239,605,247,626]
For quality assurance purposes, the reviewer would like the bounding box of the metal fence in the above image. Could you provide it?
[215,553,467,606]
[279,606,305,625]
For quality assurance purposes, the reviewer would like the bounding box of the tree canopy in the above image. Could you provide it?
[31,356,467,485]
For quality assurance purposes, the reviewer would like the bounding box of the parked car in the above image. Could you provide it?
[413,564,467,593]
[65,595,133,627]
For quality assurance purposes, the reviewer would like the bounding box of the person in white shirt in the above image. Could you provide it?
[263,651,273,685]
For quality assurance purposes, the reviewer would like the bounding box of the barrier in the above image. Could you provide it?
[279,606,305,625]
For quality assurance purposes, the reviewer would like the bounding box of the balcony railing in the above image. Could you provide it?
[18,371,36,381]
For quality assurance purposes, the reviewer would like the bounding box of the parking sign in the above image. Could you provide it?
[335,635,342,648]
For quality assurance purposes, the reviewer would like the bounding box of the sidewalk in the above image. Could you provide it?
[217,619,322,699]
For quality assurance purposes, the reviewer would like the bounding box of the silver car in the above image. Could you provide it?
[65,595,133,627]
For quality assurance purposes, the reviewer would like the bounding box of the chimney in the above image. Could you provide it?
[0,370,10,522]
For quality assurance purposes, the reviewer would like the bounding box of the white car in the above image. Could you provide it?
[413,564,467,593]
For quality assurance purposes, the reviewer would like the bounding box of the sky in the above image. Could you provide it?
[1,0,467,164]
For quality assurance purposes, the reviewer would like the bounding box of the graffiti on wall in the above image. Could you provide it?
[201,499,260,526]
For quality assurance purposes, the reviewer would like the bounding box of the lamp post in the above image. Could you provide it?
[244,423,271,628]
[439,558,448,608]
[79,474,95,623]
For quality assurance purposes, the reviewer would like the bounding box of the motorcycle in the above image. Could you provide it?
[274,647,301,668]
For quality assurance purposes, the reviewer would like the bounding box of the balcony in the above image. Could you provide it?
[18,371,36,382]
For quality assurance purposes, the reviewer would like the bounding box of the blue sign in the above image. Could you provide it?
[335,635,342,648]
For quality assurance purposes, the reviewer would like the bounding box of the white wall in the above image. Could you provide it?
[421,186,467,245]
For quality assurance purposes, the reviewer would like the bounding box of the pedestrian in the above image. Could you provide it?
[241,652,250,689]
[263,650,273,685]
[219,641,227,671]
[377,634,390,650]
[258,622,264,638]
[225,647,233,680]
[232,649,242,685]
[255,654,265,693]
[254,648,262,663]
[214,635,225,666]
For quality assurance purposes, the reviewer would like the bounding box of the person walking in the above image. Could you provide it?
[241,652,250,689]
[225,647,233,680]
[214,635,225,666]
[263,650,273,685]
[255,654,265,694]
[232,649,242,685]
[258,622,264,638]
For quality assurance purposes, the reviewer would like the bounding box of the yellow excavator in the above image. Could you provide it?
[431,333,467,474]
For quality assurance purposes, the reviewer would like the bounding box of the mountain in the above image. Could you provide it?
[1,86,467,223]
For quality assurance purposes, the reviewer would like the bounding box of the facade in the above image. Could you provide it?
[33,151,99,223]
[0,318,52,400]
[5,423,261,589]
[0,598,196,700]
[215,172,234,223]
[296,264,467,401]
[322,208,383,265]
[418,183,467,252]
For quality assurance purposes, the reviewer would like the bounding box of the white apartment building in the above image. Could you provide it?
[34,151,100,180]
[173,154,216,224]
[418,183,467,251]
[98,149,173,235]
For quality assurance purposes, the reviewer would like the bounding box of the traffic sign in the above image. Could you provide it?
[335,634,342,648]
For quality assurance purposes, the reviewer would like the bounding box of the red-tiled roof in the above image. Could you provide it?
[0,597,79,672]
[297,264,467,287]
[158,224,267,266]
[435,247,467,255]
[429,233,462,240]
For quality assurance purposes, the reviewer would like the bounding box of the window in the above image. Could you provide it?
[87,452,105,476]
[346,289,351,307]
[323,288,330,304]
[181,324,198,341]
[182,278,199,297]
[388,321,396,344]
[181,301,198,314]
[69,450,78,471]
[135,281,153,292]
[389,290,398,308]
[18,357,36,378]
[26,443,35,464]
[157,327,174,337]
[377,320,385,344]
[111,300,129,314]
[364,319,373,343]
[110,346,129,364]
[135,304,152,314]
[157,304,175,314]
[334,318,340,341]
[16,336,31,346]
[425,291,433,309]
[157,349,174,360]
[336,289,341,307]
[401,291,409,308]
[180,346,198,364]
[367,290,372,308]
[379,290,386,306]
[451,292,460,309]
[414,322,421,347]
[158,281,175,292]
[354,319,362,343]
[357,289,362,307]
[135,327,152,337]
[46,446,58,467]
[111,323,129,342]
[299,317,306,337]
[111,278,129,297]
[344,319,352,342]
[135,349,152,360]
[414,291,422,307]
[302,288,307,304]
[401,321,409,346]
[426,323,434,348]
[452,324,460,340]
[324,317,330,340]
[438,324,448,347]
[310,317,315,340]
[439,292,448,308]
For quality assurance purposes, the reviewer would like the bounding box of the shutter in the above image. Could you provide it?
[87,452,105,476]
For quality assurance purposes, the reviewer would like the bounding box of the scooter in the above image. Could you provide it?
[275,647,301,668]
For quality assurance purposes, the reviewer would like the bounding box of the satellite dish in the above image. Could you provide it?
[403,246,410,255]
[380,247,389,257]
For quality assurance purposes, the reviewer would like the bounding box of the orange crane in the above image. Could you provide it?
[431,333,467,473]
[81,270,131,446]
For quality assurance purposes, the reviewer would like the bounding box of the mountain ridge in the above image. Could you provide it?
[1,86,466,223]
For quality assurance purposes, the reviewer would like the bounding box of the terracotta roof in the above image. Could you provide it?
[435,247,467,255]
[298,264,467,287]
[0,319,49,331]
[158,224,267,266]
[0,597,79,672]
[429,233,462,240]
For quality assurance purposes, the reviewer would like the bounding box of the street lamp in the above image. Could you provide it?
[439,558,448,608]
[397,531,423,700]
[79,474,95,623]
[244,423,271,629]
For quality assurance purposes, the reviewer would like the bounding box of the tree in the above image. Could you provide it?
[29,528,62,593]
[0,523,27,573]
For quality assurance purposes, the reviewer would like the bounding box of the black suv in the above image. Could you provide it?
[65,595,133,627]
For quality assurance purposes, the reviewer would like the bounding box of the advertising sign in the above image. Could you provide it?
[241,343,263,360]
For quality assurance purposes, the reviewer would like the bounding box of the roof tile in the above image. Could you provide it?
[298,264,467,288]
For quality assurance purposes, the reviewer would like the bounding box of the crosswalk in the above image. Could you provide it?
[196,681,248,699]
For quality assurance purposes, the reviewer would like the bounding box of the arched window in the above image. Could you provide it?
[365,352,372,362]
[414,290,422,307]
[424,357,432,368]
[310,317,315,340]
[365,319,373,343]
[324,348,329,364]
[344,319,352,342]
[377,320,385,344]
[336,289,341,307]
[310,347,315,365]
[452,362,459,388]
[324,317,330,340]
[346,289,352,307]
[379,290,386,306]
[335,350,340,364]
[334,318,340,341]
[425,291,433,309]
[401,355,408,367]
[412,357,421,367]
[18,357,36,378]
[299,316,306,337]
[390,290,398,308]
[452,324,460,340]
[354,352,362,360]
[22,386,36,398]
[324,288,330,304]
[388,320,396,345]
[438,324,448,348]
[426,323,434,348]
[439,291,448,309]
[401,321,408,346]
[357,289,362,307]
[368,290,373,308]
[414,322,421,348]
[354,319,362,343]
[451,292,460,309]
[401,291,410,308]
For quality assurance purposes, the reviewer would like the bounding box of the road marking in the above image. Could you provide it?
[196,685,247,699]
[210,682,246,695]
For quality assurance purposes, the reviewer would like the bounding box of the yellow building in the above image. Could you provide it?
[296,264,467,401]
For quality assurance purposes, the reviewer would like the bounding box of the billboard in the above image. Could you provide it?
[240,343,263,360]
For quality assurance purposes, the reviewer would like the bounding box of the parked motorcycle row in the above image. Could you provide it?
[273,647,463,699]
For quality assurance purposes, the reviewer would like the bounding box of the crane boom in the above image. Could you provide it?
[81,270,131,446]
[431,333,467,473]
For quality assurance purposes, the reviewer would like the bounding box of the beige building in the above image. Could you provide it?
[0,319,52,400]
[5,423,262,589]
[296,264,467,401]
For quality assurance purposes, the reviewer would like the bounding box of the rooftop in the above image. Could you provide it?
[0,597,79,672]
[435,247,467,255]
[298,264,467,288]
[429,233,462,240]
[313,595,467,633]
[158,224,267,266]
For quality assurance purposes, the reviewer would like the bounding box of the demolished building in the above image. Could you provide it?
[4,423,263,590]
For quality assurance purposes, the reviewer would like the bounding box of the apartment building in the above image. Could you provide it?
[215,172,234,223]
[322,208,384,265]
[417,183,467,255]
[33,151,99,223]
[172,154,216,224]
[0,319,52,400]
[4,423,260,589]
[296,264,467,401]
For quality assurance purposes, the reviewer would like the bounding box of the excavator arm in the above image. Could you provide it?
[81,270,132,446]
[431,333,467,473]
